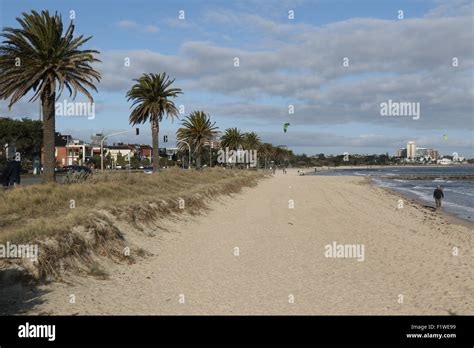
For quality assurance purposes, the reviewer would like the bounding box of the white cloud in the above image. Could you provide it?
[424,0,474,18]
[116,20,137,29]
[145,25,159,33]
[115,20,159,34]
[163,17,196,29]
[2,5,472,150]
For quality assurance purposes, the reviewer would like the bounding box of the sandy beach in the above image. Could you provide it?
[7,169,473,315]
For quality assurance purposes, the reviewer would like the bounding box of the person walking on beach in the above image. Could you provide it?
[433,185,444,209]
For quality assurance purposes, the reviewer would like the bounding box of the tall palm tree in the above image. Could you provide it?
[258,142,274,168]
[242,132,261,150]
[220,127,244,150]
[176,111,218,168]
[0,10,101,182]
[274,146,286,165]
[126,73,182,172]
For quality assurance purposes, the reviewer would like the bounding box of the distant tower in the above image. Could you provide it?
[407,141,416,160]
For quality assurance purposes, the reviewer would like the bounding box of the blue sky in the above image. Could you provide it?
[0,0,473,157]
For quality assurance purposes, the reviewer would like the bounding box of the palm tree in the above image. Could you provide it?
[220,127,244,150]
[258,142,275,168]
[274,147,286,165]
[126,73,182,172]
[242,132,261,150]
[176,111,218,168]
[0,10,101,182]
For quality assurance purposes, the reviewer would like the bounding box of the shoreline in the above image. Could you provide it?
[368,179,474,229]
[314,164,474,170]
[304,167,473,226]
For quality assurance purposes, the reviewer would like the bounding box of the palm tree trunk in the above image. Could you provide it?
[151,117,159,173]
[42,90,56,183]
[196,145,201,168]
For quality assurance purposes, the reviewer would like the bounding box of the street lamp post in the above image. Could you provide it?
[176,140,191,169]
[101,128,139,171]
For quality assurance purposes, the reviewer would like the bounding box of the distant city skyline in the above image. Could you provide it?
[0,0,472,156]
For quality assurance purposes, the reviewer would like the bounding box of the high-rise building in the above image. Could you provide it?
[407,141,416,159]
[415,147,428,158]
[428,149,439,160]
[395,148,407,158]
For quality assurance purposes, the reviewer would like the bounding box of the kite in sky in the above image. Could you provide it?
[283,123,290,133]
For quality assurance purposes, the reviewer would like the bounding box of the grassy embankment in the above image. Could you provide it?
[0,168,267,280]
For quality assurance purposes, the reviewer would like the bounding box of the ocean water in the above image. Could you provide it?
[310,166,474,222]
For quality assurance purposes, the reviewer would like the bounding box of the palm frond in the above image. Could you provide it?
[176,111,219,153]
[126,72,182,125]
[0,10,101,106]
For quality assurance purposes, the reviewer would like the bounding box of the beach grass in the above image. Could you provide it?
[0,168,267,280]
[0,168,266,244]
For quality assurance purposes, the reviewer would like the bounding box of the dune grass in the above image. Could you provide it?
[0,168,267,281]
[0,168,266,245]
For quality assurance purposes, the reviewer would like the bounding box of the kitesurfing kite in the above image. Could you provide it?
[283,122,290,133]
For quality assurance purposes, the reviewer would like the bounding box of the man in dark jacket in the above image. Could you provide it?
[2,159,21,186]
[433,185,444,209]
[0,161,6,186]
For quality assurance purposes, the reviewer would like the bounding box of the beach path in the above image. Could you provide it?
[27,170,473,315]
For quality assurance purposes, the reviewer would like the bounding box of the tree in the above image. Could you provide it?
[105,153,112,169]
[242,132,261,150]
[130,153,141,169]
[90,154,102,169]
[220,127,244,150]
[176,111,218,168]
[116,152,127,168]
[0,117,43,160]
[0,10,101,182]
[258,143,274,168]
[274,147,285,165]
[126,73,182,173]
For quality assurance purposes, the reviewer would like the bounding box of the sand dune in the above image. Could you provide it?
[18,170,474,315]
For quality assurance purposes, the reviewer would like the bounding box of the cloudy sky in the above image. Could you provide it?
[0,0,473,157]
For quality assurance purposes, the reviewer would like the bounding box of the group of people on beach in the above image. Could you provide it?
[269,164,287,175]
